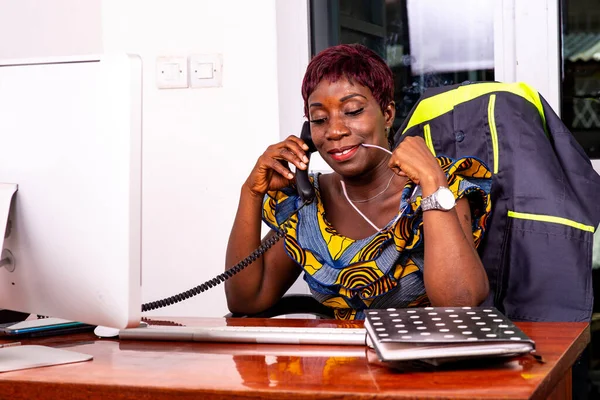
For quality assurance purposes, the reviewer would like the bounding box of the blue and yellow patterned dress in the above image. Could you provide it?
[262,157,492,320]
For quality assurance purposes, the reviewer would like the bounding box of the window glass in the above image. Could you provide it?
[561,0,600,158]
[310,0,495,130]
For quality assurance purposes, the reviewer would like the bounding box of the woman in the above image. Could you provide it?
[225,44,492,320]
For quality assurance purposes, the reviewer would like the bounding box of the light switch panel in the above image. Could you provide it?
[156,56,188,89]
[189,54,222,88]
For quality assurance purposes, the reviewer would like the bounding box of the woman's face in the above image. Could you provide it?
[307,78,394,177]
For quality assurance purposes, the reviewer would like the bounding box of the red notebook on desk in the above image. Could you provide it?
[364,306,535,365]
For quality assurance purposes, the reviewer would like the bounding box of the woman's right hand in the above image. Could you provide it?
[244,135,310,197]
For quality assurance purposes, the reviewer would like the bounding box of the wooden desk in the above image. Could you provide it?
[0,317,589,400]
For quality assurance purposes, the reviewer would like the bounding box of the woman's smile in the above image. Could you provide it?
[328,145,360,162]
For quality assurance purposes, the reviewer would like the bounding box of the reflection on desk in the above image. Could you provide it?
[0,317,590,400]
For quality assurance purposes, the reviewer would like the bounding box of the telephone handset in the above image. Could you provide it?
[141,122,316,312]
[295,121,317,204]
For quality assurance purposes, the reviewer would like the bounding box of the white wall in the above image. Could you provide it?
[102,0,293,317]
[274,0,314,294]
[0,0,103,58]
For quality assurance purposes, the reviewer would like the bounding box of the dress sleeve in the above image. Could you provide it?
[395,156,493,252]
[262,183,306,231]
[440,156,493,248]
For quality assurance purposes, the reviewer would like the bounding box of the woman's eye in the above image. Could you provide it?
[346,108,364,116]
[310,117,327,124]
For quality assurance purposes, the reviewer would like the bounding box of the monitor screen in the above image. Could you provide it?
[0,54,142,329]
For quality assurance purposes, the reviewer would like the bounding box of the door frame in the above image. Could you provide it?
[494,0,561,114]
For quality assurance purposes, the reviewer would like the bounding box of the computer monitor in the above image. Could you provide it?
[0,54,142,329]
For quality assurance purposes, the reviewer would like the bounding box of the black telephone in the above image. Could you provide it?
[142,122,317,312]
[295,121,317,204]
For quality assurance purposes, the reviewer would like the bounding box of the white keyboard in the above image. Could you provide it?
[118,325,367,346]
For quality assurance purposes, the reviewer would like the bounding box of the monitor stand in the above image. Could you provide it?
[0,344,92,372]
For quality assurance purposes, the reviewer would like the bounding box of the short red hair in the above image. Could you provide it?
[301,44,394,118]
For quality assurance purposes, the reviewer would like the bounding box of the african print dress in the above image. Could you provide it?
[262,157,492,320]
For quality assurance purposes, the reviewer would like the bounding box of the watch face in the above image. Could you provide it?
[437,187,455,210]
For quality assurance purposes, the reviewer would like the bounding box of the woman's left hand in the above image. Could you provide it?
[388,136,447,192]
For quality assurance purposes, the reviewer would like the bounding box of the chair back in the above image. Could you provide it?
[394,82,600,322]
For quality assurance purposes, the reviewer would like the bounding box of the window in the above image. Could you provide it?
[310,0,495,130]
[561,0,600,158]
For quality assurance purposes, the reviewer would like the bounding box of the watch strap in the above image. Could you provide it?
[421,186,454,211]
[421,194,438,211]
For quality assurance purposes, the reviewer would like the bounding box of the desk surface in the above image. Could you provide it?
[0,317,590,400]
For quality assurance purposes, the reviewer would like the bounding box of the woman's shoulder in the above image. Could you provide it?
[262,173,327,229]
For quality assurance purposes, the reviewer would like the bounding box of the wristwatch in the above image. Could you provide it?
[421,186,455,211]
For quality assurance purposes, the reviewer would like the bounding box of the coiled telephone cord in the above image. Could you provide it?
[141,203,304,312]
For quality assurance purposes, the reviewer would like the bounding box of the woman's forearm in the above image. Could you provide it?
[422,198,489,306]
